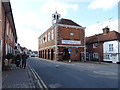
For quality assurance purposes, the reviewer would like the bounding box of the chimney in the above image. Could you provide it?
[102,26,110,34]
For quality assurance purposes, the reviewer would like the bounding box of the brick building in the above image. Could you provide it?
[38,12,86,61]
[0,0,17,70]
[86,27,120,63]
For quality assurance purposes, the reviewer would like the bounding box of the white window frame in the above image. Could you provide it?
[93,53,99,59]
[6,23,9,35]
[51,30,54,40]
[45,34,47,42]
[70,32,74,36]
[48,32,50,41]
[93,43,98,48]
[109,44,113,51]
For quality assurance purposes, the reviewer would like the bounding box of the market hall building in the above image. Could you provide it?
[38,12,86,61]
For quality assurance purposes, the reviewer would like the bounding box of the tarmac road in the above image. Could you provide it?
[27,57,118,88]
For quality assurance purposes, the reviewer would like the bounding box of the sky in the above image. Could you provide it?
[9,0,119,51]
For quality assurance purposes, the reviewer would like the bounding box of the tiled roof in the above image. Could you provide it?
[58,18,82,27]
[86,31,120,44]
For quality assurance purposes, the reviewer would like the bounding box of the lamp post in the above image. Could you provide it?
[97,34,101,64]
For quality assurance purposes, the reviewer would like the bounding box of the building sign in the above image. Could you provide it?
[62,40,81,44]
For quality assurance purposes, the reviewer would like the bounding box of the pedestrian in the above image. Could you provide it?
[15,52,21,68]
[22,52,27,69]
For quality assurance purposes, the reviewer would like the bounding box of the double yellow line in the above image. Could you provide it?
[28,65,48,90]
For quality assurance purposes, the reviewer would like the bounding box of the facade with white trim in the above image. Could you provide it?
[86,27,120,63]
[38,12,85,61]
[103,40,120,63]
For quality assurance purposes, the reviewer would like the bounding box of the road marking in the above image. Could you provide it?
[28,64,43,89]
[49,83,63,88]
[32,69,48,90]
[28,64,48,90]
[55,65,60,68]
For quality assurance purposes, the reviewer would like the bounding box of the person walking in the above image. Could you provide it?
[22,52,27,69]
[15,53,21,68]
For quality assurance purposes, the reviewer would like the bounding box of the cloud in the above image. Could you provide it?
[85,19,118,36]
[16,26,40,51]
[88,0,119,10]
[40,0,78,16]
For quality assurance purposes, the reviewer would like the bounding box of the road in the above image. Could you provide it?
[27,57,118,88]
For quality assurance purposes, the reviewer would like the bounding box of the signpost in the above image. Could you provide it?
[68,48,71,62]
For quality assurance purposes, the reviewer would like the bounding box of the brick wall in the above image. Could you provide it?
[38,22,85,61]
[86,42,103,61]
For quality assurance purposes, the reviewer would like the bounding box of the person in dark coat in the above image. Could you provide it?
[15,53,21,68]
[22,52,27,69]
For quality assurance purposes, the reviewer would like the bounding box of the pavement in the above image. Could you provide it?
[2,63,35,89]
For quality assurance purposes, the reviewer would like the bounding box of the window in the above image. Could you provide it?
[48,32,50,41]
[104,53,110,59]
[76,49,79,53]
[45,34,47,42]
[109,44,113,51]
[0,40,2,59]
[93,43,98,48]
[6,23,9,35]
[70,32,74,36]
[93,53,99,59]
[51,30,54,40]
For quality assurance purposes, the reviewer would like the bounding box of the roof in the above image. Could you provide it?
[86,31,120,44]
[2,1,17,42]
[58,18,82,27]
[38,18,83,39]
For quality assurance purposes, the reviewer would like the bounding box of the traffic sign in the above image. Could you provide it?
[68,48,71,52]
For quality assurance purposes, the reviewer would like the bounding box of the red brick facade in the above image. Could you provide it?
[38,17,85,61]
[86,27,120,61]
[0,1,17,70]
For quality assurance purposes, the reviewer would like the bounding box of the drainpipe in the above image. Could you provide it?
[84,28,86,62]
[55,24,58,61]
[118,40,120,62]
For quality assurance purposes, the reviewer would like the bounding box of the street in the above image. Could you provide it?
[27,57,118,88]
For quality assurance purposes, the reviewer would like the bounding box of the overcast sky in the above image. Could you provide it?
[10,0,119,51]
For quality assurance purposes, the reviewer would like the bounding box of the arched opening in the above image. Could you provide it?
[48,49,50,59]
[51,49,54,60]
[39,51,40,58]
[45,50,46,59]
[63,48,70,60]
[41,51,42,58]
[43,50,44,58]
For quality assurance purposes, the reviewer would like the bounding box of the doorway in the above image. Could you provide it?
[63,48,70,60]
[51,49,54,60]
